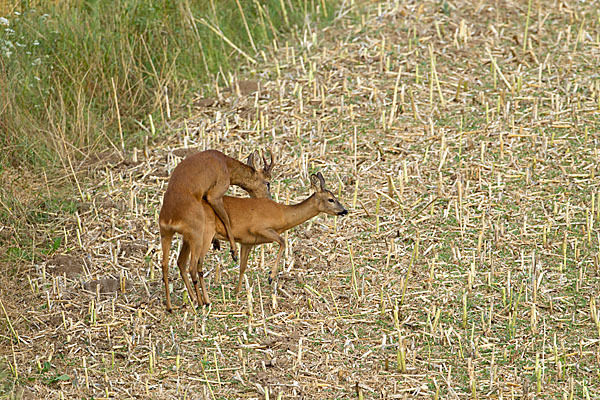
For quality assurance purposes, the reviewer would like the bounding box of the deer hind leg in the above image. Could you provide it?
[176,240,196,305]
[205,192,238,262]
[188,240,205,308]
[188,234,213,307]
[234,244,253,293]
[198,229,214,305]
[160,228,175,312]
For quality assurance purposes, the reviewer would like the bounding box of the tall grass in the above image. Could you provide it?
[0,0,337,170]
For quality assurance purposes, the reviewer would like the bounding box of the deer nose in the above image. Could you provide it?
[338,209,348,216]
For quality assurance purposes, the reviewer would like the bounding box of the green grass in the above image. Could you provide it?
[0,0,338,170]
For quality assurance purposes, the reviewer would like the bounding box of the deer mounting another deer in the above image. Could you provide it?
[159,148,274,312]
[172,172,348,308]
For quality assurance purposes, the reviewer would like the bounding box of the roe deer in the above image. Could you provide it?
[171,172,347,308]
[159,149,274,311]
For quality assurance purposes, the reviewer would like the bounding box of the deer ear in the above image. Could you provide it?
[246,150,259,170]
[309,174,321,192]
[262,146,275,178]
[316,172,326,190]
[262,147,275,177]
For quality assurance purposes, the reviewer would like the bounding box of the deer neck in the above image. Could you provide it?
[280,194,320,232]
[226,159,255,190]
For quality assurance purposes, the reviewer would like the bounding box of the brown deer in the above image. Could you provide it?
[166,172,347,308]
[159,149,274,311]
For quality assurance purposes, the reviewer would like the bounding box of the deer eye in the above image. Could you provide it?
[328,198,335,203]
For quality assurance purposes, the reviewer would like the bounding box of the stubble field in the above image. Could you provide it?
[2,0,600,398]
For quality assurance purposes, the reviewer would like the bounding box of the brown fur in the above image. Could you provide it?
[170,172,348,307]
[158,149,274,311]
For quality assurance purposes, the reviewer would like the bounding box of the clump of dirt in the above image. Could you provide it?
[193,97,217,108]
[47,254,85,278]
[82,277,126,294]
[120,240,147,258]
[233,80,260,95]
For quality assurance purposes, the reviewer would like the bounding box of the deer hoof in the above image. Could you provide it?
[268,276,273,284]
[230,250,238,262]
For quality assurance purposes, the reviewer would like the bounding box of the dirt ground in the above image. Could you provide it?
[2,0,600,398]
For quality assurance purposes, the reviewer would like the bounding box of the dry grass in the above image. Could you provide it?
[2,0,600,398]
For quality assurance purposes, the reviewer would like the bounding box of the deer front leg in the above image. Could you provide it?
[215,262,221,285]
[205,194,238,263]
[213,238,223,285]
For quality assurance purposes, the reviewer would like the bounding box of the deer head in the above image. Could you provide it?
[244,148,276,198]
[309,172,348,216]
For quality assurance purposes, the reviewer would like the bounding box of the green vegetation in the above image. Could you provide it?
[0,0,336,169]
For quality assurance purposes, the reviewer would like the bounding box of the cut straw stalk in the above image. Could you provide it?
[523,0,533,51]
[278,0,289,26]
[485,47,511,91]
[110,77,125,154]
[198,18,257,64]
[235,0,257,52]
[428,45,445,108]
[0,297,19,343]
[388,66,402,126]
[348,243,359,300]
[396,336,406,373]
